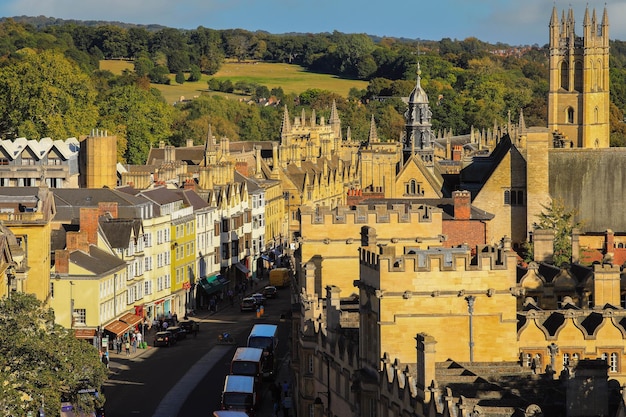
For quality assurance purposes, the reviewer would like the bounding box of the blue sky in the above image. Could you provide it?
[0,0,623,46]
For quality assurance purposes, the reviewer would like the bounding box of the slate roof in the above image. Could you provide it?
[99,219,139,249]
[69,245,126,276]
[139,186,183,205]
[172,189,211,211]
[53,188,146,221]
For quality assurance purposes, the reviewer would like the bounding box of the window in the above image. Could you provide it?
[567,107,574,124]
[504,189,524,206]
[74,309,86,325]
[523,353,532,368]
[602,352,619,373]
[307,354,314,374]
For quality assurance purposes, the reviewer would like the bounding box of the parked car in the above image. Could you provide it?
[153,331,177,347]
[262,285,278,299]
[168,326,187,341]
[240,297,258,312]
[180,319,200,335]
[250,293,266,306]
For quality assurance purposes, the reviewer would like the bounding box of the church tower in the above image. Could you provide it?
[547,6,610,148]
[404,63,435,166]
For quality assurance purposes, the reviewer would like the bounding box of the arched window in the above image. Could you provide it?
[410,179,417,194]
[560,61,569,90]
[610,353,619,373]
[574,61,583,91]
[597,59,603,91]
[567,107,574,124]
[563,353,570,366]
[504,190,511,205]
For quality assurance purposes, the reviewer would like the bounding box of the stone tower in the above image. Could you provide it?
[403,62,435,166]
[79,129,117,189]
[547,6,610,148]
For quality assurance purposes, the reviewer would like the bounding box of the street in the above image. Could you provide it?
[103,283,293,417]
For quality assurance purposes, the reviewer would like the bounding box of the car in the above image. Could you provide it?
[240,297,258,312]
[262,285,278,299]
[168,326,187,341]
[251,293,266,306]
[153,331,177,347]
[179,319,200,335]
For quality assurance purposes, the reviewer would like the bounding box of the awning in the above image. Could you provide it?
[235,262,250,274]
[74,328,96,339]
[198,274,224,295]
[119,312,143,327]
[104,320,130,336]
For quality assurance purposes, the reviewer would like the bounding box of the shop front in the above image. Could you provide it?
[196,273,230,310]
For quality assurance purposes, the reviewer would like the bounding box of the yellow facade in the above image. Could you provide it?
[170,210,196,316]
[299,204,444,299]
[258,179,284,244]
[80,132,118,189]
[358,234,520,367]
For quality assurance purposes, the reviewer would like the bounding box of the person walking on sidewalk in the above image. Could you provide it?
[125,339,130,356]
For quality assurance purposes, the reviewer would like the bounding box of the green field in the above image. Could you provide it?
[99,60,368,104]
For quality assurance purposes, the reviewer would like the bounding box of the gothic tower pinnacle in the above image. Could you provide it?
[547,6,610,148]
[404,62,435,166]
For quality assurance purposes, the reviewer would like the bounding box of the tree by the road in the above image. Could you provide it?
[0,292,107,416]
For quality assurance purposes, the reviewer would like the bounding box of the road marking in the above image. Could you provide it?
[151,345,232,417]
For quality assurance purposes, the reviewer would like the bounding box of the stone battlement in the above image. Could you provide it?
[300,203,439,225]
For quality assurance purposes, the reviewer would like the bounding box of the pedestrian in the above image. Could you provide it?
[172,312,178,324]
[162,320,169,330]
[101,350,109,369]
[228,289,234,306]
[131,335,137,353]
[136,331,142,347]
[209,296,216,312]
[125,340,130,356]
[115,337,122,354]
[281,380,290,397]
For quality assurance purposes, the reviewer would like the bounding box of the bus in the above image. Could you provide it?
[247,324,279,378]
[231,347,265,387]
[221,375,256,415]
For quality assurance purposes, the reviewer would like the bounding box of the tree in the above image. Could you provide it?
[0,292,107,416]
[98,85,174,164]
[532,199,582,267]
[188,65,202,82]
[0,50,99,139]
[175,71,185,85]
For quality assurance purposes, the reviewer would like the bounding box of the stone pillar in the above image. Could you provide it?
[593,263,621,308]
[533,229,555,263]
[416,333,437,402]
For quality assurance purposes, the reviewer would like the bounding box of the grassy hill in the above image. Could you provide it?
[99,60,368,104]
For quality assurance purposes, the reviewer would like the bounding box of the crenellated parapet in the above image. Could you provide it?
[300,202,439,226]
[359,242,518,273]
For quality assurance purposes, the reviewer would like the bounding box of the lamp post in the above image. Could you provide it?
[465,295,476,363]
[70,281,75,329]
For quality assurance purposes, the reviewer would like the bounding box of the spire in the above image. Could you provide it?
[301,108,306,127]
[602,6,609,26]
[346,126,351,141]
[368,114,379,143]
[280,106,291,145]
[311,109,316,127]
[550,6,558,27]
[329,99,341,140]
[519,108,526,134]
[203,124,215,167]
[583,6,590,27]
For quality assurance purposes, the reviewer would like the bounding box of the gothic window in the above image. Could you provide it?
[504,190,511,205]
[597,59,603,91]
[405,179,422,196]
[574,61,583,91]
[566,107,574,124]
[504,190,524,206]
[560,61,569,90]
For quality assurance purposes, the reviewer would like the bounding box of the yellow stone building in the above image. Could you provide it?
[0,187,55,302]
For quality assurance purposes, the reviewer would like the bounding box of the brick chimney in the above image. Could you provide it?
[235,161,249,177]
[55,250,69,274]
[79,207,99,245]
[452,145,463,161]
[98,202,118,219]
[453,190,471,220]
[66,231,90,253]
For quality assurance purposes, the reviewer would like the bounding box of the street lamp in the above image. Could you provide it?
[70,281,75,329]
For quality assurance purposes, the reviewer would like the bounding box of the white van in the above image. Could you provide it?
[220,374,256,415]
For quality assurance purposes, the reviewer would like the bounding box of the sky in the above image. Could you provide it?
[0,0,624,46]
